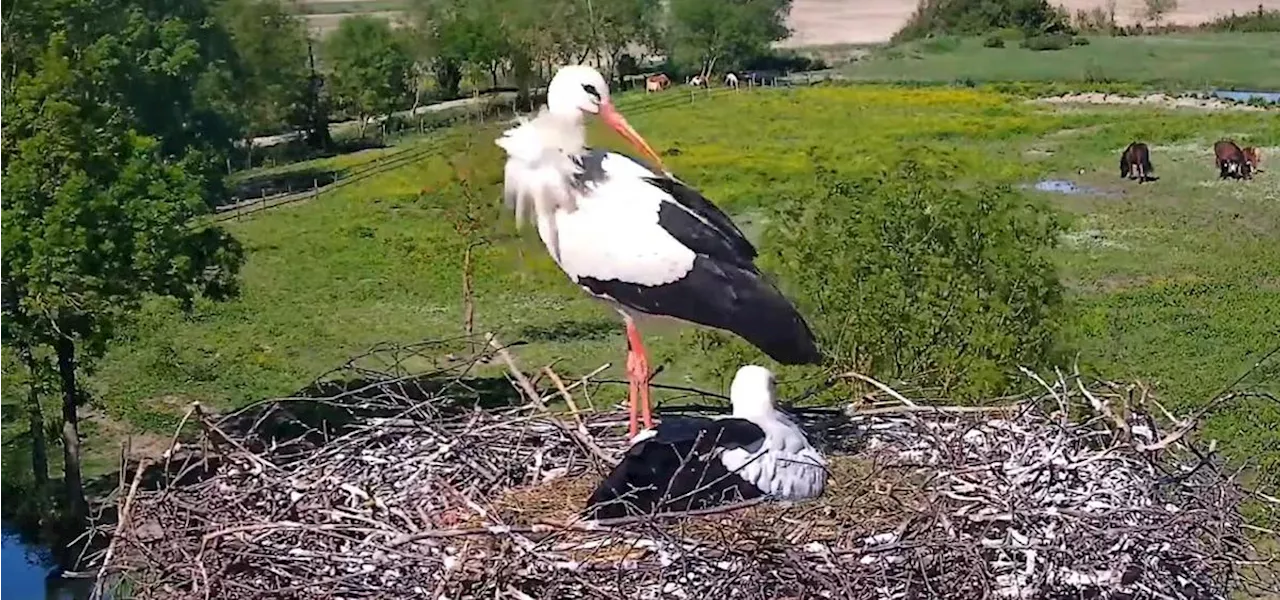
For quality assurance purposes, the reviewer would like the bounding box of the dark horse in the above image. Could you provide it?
[1119,142,1154,183]
[1214,139,1252,180]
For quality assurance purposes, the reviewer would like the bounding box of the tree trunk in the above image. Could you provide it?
[18,344,50,493]
[54,336,86,524]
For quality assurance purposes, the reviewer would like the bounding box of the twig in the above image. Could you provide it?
[90,458,148,600]
[837,371,918,408]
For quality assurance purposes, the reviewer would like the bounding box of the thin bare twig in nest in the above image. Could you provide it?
[489,333,618,467]
[837,371,919,408]
[91,457,148,600]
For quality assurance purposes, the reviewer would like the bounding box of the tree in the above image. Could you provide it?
[217,0,313,162]
[893,0,1074,42]
[1143,0,1178,25]
[667,0,792,78]
[594,0,663,82]
[2,0,245,524]
[324,15,415,138]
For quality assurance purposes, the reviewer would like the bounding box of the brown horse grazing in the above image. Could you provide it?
[1119,141,1154,182]
[1214,139,1251,180]
[1242,146,1264,173]
[645,73,671,93]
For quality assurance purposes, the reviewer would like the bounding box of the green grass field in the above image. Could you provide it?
[67,84,1279,479]
[841,33,1280,90]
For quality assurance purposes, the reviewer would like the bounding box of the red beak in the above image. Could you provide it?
[599,99,667,175]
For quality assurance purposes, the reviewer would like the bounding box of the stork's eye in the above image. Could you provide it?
[582,84,601,100]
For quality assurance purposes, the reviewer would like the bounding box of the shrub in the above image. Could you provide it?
[1021,33,1073,51]
[1072,36,1091,45]
[983,34,1006,48]
[762,156,1066,399]
[893,0,1074,43]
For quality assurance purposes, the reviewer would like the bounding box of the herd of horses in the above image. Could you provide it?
[642,71,779,93]
[1119,140,1263,183]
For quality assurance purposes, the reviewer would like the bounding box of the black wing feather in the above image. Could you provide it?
[579,257,823,365]
[583,417,766,520]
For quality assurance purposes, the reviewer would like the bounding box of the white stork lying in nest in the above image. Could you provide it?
[496,65,822,440]
[582,365,828,519]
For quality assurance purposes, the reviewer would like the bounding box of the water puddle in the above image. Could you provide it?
[1023,179,1118,197]
[1,524,95,600]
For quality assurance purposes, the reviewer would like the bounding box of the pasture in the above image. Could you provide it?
[74,85,1280,479]
[841,33,1280,90]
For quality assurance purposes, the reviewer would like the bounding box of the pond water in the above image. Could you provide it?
[1209,89,1280,104]
[1,524,95,600]
[1024,179,1117,197]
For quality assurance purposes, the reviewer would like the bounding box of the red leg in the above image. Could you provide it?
[624,317,654,433]
[626,343,639,438]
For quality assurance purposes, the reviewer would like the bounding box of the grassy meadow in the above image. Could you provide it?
[841,33,1280,89]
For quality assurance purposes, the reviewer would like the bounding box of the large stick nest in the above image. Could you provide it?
[88,336,1278,600]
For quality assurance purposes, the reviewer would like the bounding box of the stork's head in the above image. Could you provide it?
[547,65,665,172]
[730,365,777,418]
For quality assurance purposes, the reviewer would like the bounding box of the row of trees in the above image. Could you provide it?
[271,0,794,145]
[0,0,793,531]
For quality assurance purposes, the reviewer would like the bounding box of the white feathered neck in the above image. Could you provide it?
[495,108,592,262]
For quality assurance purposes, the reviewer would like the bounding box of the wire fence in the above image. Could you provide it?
[210,78,804,223]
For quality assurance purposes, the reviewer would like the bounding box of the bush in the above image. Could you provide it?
[893,0,1074,43]
[1072,36,1091,45]
[983,34,1006,48]
[1021,33,1073,51]
[762,157,1066,399]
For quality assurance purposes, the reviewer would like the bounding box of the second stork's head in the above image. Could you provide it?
[546,65,665,172]
[730,365,778,419]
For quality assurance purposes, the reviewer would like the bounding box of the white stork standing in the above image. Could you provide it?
[496,65,822,439]
[583,365,828,519]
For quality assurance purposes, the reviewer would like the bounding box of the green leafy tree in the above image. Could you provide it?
[2,0,245,523]
[217,0,313,161]
[762,155,1065,399]
[323,16,415,137]
[667,0,792,77]
[405,0,467,98]
[594,0,663,81]
[894,0,1074,42]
